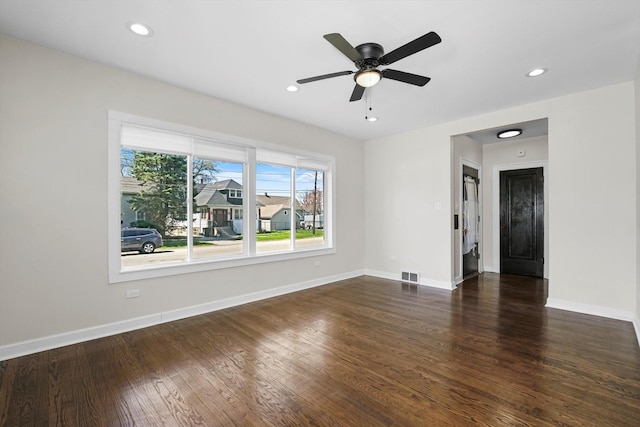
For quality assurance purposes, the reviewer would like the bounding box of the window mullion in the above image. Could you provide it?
[246,148,256,257]
[187,153,194,262]
[290,167,296,250]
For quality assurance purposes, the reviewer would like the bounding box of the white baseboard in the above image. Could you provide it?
[545,298,635,322]
[0,269,365,362]
[546,298,639,349]
[483,265,498,273]
[364,269,456,291]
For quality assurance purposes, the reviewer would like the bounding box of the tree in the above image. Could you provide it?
[128,152,187,236]
[193,158,217,184]
[299,172,323,233]
[126,152,217,236]
[300,189,323,216]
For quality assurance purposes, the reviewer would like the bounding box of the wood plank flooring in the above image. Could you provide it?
[1,273,639,426]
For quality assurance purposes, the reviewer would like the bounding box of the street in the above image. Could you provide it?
[121,237,324,268]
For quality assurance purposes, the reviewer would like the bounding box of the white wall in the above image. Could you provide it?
[547,84,636,315]
[2,34,637,356]
[364,124,454,289]
[365,82,637,316]
[635,56,640,331]
[482,136,548,277]
[0,36,365,352]
[451,135,482,282]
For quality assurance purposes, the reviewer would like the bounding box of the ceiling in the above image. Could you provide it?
[465,118,549,145]
[1,1,639,141]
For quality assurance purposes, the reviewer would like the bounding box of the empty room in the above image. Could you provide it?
[1,1,639,425]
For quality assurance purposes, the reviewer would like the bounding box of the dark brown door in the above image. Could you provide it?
[500,168,544,277]
[212,209,227,226]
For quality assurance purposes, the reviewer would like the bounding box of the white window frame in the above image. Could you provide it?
[108,111,335,283]
[228,189,242,199]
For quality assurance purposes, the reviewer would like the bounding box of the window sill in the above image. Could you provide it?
[109,246,336,284]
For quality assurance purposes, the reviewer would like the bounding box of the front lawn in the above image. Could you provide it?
[160,229,324,248]
[256,229,324,242]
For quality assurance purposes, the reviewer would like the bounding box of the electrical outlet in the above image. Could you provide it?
[126,289,140,299]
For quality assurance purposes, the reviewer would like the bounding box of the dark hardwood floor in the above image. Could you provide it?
[1,273,639,426]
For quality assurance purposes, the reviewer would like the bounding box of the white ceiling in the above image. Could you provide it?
[465,118,549,145]
[1,0,639,141]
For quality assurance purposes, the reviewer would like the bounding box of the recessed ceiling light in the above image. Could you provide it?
[366,116,378,122]
[526,68,547,77]
[497,129,522,139]
[286,85,299,92]
[128,22,153,37]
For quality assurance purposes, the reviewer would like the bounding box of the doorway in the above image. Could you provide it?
[462,165,480,278]
[212,209,228,226]
[499,167,544,277]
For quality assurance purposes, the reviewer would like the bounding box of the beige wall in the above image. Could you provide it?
[365,82,637,315]
[0,36,365,349]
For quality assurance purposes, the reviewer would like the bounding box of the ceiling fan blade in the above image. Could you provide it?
[349,84,365,102]
[297,70,354,84]
[379,31,441,65]
[324,33,363,63]
[382,69,431,86]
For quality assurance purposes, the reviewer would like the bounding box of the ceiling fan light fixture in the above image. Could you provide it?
[497,129,523,139]
[355,70,381,88]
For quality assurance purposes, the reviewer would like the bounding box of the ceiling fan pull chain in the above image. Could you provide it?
[365,89,371,120]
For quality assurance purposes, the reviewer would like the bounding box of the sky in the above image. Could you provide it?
[122,149,323,200]
[218,161,323,199]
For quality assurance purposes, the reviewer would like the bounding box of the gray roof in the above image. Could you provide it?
[256,194,302,210]
[195,179,243,207]
[121,176,150,194]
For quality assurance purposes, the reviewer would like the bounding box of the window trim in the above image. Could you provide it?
[108,111,335,284]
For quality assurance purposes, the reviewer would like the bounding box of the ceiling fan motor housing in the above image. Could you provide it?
[355,43,384,70]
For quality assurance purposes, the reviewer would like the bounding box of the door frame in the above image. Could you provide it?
[492,160,548,277]
[459,158,483,281]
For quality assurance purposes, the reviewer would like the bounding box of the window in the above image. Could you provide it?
[256,162,292,254]
[192,160,244,261]
[108,112,334,283]
[228,189,242,198]
[296,168,324,248]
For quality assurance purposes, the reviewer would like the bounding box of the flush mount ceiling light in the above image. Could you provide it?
[355,69,382,88]
[526,68,547,77]
[497,129,523,139]
[286,85,299,92]
[366,116,378,122]
[127,22,153,37]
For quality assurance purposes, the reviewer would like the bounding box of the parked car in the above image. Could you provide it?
[121,228,163,254]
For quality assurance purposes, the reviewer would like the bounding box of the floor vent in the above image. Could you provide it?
[401,271,419,284]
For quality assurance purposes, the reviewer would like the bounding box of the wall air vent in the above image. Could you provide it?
[401,271,419,284]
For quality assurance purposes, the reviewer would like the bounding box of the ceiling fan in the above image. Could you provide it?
[297,31,441,102]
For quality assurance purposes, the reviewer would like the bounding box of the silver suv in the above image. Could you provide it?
[121,228,163,254]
